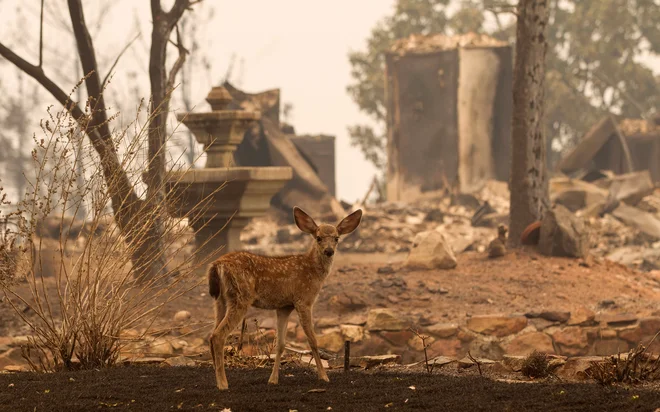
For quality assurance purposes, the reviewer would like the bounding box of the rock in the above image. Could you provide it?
[340,325,364,343]
[377,266,395,274]
[612,204,660,240]
[597,299,616,309]
[358,354,401,369]
[343,313,368,326]
[125,357,167,365]
[173,310,192,323]
[619,317,660,346]
[149,338,175,356]
[505,332,555,356]
[4,364,28,372]
[404,231,457,270]
[171,339,189,351]
[599,313,638,328]
[567,306,596,326]
[366,309,407,331]
[502,355,525,371]
[354,335,391,356]
[555,356,602,380]
[427,338,462,358]
[458,356,495,369]
[593,339,630,356]
[380,330,414,347]
[407,334,436,351]
[328,292,368,312]
[162,356,196,367]
[552,327,589,356]
[317,331,344,352]
[539,311,571,323]
[424,323,459,339]
[316,317,339,328]
[539,205,589,258]
[466,315,528,337]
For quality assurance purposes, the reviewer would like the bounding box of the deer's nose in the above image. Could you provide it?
[324,249,334,257]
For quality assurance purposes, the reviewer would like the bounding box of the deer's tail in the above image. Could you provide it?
[208,263,222,299]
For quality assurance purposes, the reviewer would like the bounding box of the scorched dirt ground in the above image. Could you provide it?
[0,364,659,412]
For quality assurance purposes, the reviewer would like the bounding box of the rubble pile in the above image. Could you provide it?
[241,171,660,272]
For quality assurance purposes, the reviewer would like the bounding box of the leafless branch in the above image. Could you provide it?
[410,327,434,374]
[467,351,483,376]
[166,25,188,96]
[39,0,45,67]
[102,33,141,89]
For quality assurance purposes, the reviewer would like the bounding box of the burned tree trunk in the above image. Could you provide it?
[508,0,550,247]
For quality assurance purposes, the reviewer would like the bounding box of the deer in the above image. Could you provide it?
[207,206,363,390]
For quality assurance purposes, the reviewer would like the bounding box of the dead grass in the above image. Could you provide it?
[521,351,551,379]
[588,339,660,385]
[0,88,220,371]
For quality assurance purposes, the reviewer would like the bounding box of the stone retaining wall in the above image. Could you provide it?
[306,308,660,364]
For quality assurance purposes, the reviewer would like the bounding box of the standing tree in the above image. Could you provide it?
[0,0,200,280]
[508,0,550,247]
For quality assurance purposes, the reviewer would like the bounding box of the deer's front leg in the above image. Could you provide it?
[268,306,294,385]
[297,305,329,382]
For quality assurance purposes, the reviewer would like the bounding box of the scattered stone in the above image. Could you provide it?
[424,323,458,339]
[502,355,525,371]
[505,332,555,356]
[567,306,596,326]
[366,309,407,331]
[171,339,189,351]
[593,339,630,356]
[539,311,571,323]
[552,327,589,356]
[555,356,602,380]
[458,356,495,369]
[162,356,196,367]
[358,354,401,369]
[427,338,462,358]
[316,317,339,328]
[377,266,395,274]
[599,313,638,328]
[328,292,368,312]
[173,310,192,323]
[340,325,364,343]
[149,338,175,356]
[466,315,528,337]
[125,357,167,365]
[4,365,28,372]
[316,331,344,352]
[539,205,589,258]
[380,330,414,347]
[597,299,616,309]
[407,334,436,351]
[404,231,457,270]
[343,313,368,326]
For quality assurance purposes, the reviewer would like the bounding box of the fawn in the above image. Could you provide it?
[207,206,363,390]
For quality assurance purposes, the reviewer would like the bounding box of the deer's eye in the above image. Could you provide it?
[316,236,322,242]
[334,237,339,242]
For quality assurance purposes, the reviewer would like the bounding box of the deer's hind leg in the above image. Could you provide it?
[210,302,249,390]
[209,297,227,368]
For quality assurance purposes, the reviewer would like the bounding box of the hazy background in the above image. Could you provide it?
[0,0,403,203]
[0,0,658,203]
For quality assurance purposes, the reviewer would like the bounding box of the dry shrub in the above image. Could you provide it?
[521,351,551,379]
[588,339,660,385]
[0,91,221,371]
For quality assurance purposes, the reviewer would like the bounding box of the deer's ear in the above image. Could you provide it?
[337,209,362,236]
[293,207,318,234]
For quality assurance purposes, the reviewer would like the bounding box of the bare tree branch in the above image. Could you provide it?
[101,33,141,90]
[67,0,112,145]
[166,25,188,92]
[39,0,45,68]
